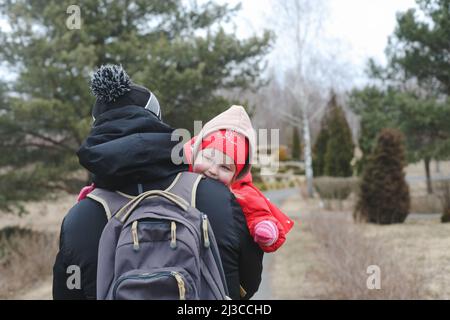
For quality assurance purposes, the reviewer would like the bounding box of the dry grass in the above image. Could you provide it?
[0,192,74,233]
[307,212,426,299]
[410,194,443,214]
[271,192,450,299]
[0,192,72,299]
[361,217,450,299]
[0,227,58,299]
[319,190,445,215]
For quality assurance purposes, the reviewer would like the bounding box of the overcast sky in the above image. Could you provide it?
[1,0,418,87]
[225,0,418,87]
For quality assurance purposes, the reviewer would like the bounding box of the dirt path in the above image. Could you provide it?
[268,192,332,299]
[251,188,298,300]
[13,277,53,300]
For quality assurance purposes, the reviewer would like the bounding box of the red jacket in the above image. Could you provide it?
[183,136,295,252]
[231,172,295,253]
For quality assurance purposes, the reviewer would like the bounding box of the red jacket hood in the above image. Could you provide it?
[233,171,253,185]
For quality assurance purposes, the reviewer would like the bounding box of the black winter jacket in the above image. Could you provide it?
[52,106,263,300]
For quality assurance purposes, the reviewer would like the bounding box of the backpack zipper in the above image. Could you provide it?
[170,221,177,249]
[202,214,210,248]
[171,271,186,300]
[131,220,139,251]
[113,271,186,300]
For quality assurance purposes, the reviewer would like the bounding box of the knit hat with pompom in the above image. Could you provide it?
[90,64,161,121]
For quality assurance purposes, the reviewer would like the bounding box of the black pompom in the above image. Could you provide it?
[90,65,131,103]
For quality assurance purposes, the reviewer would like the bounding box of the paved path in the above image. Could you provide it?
[406,175,450,182]
[407,213,441,221]
[263,188,299,208]
[251,188,299,300]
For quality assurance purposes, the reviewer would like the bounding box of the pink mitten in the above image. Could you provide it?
[77,183,95,202]
[254,220,279,246]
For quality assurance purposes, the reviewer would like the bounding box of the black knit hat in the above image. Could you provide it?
[90,65,162,121]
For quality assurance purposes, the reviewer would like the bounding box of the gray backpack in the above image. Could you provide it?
[87,172,229,300]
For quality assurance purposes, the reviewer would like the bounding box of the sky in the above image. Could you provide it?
[225,0,418,87]
[0,0,418,87]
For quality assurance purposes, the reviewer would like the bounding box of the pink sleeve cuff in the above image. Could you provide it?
[254,220,279,247]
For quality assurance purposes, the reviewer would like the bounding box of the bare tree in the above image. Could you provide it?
[225,0,359,195]
[269,0,328,197]
[265,0,358,197]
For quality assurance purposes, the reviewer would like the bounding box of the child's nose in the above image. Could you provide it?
[208,165,218,176]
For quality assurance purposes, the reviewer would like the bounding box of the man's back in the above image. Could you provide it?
[53,66,263,300]
[53,174,263,300]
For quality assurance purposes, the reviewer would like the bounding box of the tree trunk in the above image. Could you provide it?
[302,114,314,197]
[424,157,433,194]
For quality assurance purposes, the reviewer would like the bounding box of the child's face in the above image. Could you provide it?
[193,148,236,186]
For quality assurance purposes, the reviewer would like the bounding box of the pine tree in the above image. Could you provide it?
[323,94,354,177]
[357,0,450,191]
[312,126,329,177]
[349,86,450,192]
[0,1,272,213]
[355,128,410,224]
[384,0,450,96]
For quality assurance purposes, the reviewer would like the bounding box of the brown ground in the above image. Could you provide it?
[271,192,450,299]
[0,193,73,300]
[1,160,449,299]
[0,193,74,234]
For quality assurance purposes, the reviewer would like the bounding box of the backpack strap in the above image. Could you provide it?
[166,172,204,208]
[87,189,131,220]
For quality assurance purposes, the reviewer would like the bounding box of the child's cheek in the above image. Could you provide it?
[218,176,231,186]
[193,162,209,174]
[218,172,233,186]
